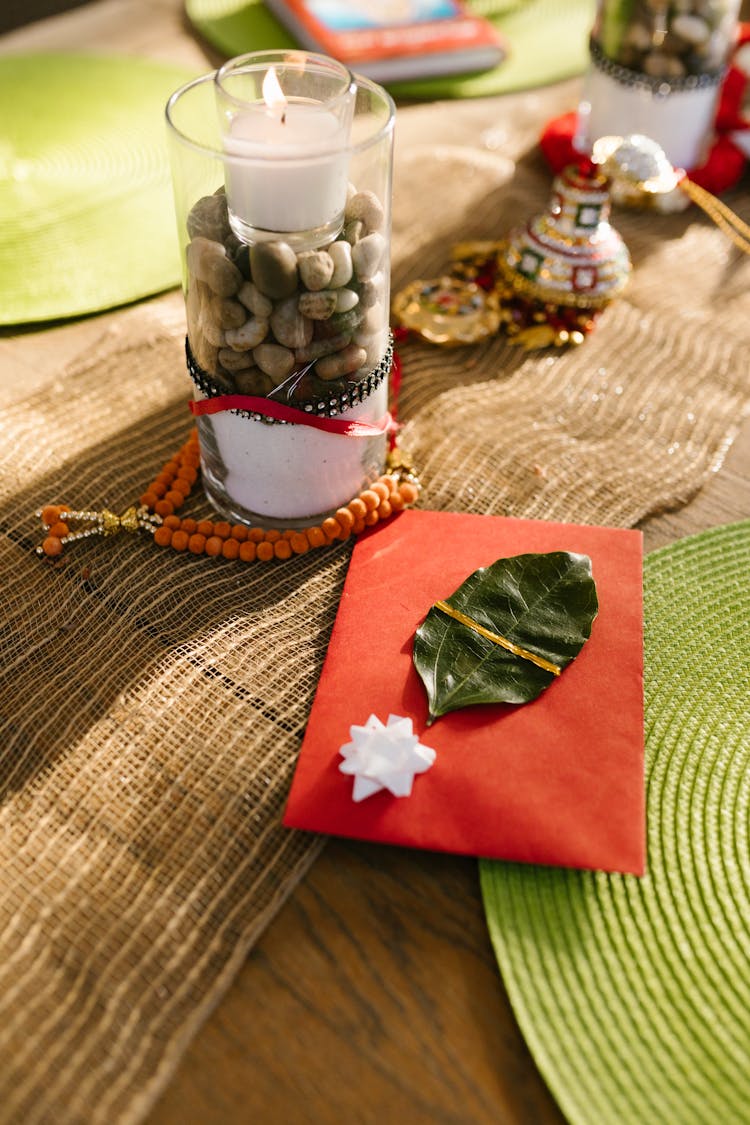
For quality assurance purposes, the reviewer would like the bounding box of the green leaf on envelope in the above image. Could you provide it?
[413,551,599,724]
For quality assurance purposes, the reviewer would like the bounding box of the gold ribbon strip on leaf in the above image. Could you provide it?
[433,600,561,676]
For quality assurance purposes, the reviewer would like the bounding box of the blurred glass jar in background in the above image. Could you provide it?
[576,1,741,169]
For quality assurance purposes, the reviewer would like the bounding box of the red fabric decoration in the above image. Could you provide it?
[190,394,395,437]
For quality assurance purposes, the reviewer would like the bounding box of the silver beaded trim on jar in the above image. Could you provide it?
[186,333,393,425]
[589,37,723,97]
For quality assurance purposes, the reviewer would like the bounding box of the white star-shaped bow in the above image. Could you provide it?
[339,714,436,802]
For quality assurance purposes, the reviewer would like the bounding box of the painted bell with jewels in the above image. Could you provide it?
[496,161,631,348]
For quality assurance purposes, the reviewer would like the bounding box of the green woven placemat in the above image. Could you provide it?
[184,0,596,99]
[481,520,750,1125]
[0,53,195,325]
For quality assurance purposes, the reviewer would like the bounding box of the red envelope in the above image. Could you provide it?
[283,509,645,875]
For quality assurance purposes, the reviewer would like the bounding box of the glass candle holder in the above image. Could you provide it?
[165,54,395,527]
[576,0,741,169]
[215,51,356,250]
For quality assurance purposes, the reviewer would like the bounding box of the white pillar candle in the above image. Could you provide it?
[223,67,351,242]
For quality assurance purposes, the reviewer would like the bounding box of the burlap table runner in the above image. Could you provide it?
[1,140,749,1124]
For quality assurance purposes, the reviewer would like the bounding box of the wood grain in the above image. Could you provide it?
[150,842,567,1125]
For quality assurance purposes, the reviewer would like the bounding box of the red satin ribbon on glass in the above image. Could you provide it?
[189,394,396,437]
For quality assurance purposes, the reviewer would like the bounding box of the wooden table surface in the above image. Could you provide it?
[2,3,749,1123]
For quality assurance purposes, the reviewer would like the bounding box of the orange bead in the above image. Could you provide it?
[264,529,281,543]
[222,538,240,560]
[290,532,309,555]
[155,472,175,487]
[389,491,405,512]
[151,481,168,498]
[322,517,341,540]
[177,466,198,485]
[364,509,379,527]
[256,541,274,561]
[370,481,390,502]
[306,526,326,549]
[180,518,197,534]
[399,482,419,505]
[155,499,174,517]
[334,507,355,533]
[163,460,181,476]
[248,527,265,543]
[348,497,367,519]
[40,505,64,526]
[378,499,393,519]
[239,540,257,562]
[48,521,69,538]
[165,490,184,508]
[42,536,63,557]
[164,514,182,530]
[214,521,231,539]
[283,529,296,540]
[171,478,192,497]
[171,529,189,551]
[205,536,223,557]
[383,475,399,494]
[196,519,214,537]
[352,518,366,534]
[360,490,379,511]
[231,524,248,541]
[140,491,159,508]
[153,526,173,548]
[188,533,206,554]
[274,539,292,559]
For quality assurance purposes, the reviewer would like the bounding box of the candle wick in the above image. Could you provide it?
[281,111,286,125]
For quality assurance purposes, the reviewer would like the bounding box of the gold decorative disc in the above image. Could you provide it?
[392,277,500,346]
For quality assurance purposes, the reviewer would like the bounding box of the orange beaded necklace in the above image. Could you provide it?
[37,427,421,563]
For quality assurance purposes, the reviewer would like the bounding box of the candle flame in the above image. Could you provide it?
[262,67,287,115]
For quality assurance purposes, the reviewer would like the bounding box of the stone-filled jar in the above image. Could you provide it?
[166,52,395,527]
[576,0,741,170]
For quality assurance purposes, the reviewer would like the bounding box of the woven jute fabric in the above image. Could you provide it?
[1,141,749,1124]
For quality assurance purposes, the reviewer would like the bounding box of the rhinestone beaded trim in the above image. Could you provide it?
[186,334,393,426]
[589,37,723,97]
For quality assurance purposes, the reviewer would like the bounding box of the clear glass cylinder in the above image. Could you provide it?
[577,0,741,169]
[165,53,395,527]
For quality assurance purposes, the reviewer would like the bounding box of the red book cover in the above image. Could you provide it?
[283,509,645,875]
[264,0,507,83]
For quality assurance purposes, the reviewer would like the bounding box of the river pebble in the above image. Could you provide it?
[253,342,295,383]
[186,192,231,243]
[270,297,314,348]
[238,281,273,318]
[351,233,385,280]
[298,290,338,320]
[315,344,367,381]
[225,317,270,351]
[187,237,243,298]
[328,240,353,287]
[250,241,298,298]
[346,190,385,233]
[297,249,335,291]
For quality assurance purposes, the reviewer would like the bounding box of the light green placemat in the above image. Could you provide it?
[0,53,195,325]
[481,520,750,1125]
[184,0,596,98]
